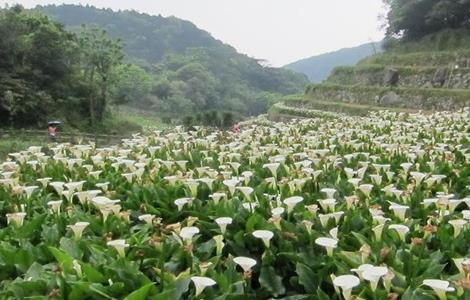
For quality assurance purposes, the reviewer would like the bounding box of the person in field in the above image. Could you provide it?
[48,121,60,139]
[232,122,241,133]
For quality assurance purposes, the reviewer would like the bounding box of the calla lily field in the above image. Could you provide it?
[1,109,470,299]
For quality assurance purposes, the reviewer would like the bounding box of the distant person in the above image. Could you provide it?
[232,122,241,134]
[48,125,57,139]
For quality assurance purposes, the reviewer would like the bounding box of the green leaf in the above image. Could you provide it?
[17,214,46,239]
[150,289,175,300]
[48,246,74,273]
[124,283,154,300]
[259,265,285,297]
[81,262,106,283]
[60,237,83,260]
[245,213,263,232]
[402,287,435,300]
[316,288,330,300]
[295,263,317,294]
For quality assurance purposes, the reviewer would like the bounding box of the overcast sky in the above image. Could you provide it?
[2,0,387,66]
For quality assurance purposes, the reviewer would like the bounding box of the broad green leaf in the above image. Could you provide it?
[259,265,285,297]
[124,283,154,300]
[295,263,317,294]
[48,246,74,273]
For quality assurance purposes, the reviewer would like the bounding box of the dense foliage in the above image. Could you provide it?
[38,5,309,119]
[0,6,80,127]
[0,6,124,129]
[0,110,469,299]
[383,0,470,40]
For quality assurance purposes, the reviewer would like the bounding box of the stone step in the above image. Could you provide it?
[328,65,470,89]
[359,50,470,67]
[305,83,470,111]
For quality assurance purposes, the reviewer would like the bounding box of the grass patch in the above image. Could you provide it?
[111,106,169,132]
[0,136,46,161]
[358,50,470,67]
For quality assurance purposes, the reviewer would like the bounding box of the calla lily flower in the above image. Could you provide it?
[315,237,338,256]
[362,266,388,291]
[320,188,337,199]
[138,214,155,225]
[283,196,303,213]
[448,219,467,237]
[271,207,285,217]
[263,163,280,177]
[179,226,200,242]
[223,179,239,196]
[6,212,27,226]
[36,177,52,188]
[359,184,373,198]
[47,200,63,214]
[252,230,274,248]
[237,186,254,199]
[22,186,38,198]
[233,256,257,272]
[329,227,338,239]
[453,258,470,277]
[351,264,374,279]
[422,279,455,300]
[319,198,336,212]
[67,222,90,238]
[389,224,409,241]
[174,198,190,211]
[107,239,129,257]
[333,275,360,300]
[242,202,258,211]
[213,235,225,255]
[215,217,232,234]
[209,192,226,204]
[49,181,65,195]
[191,276,216,297]
[389,204,409,221]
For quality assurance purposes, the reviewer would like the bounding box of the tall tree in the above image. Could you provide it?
[0,5,80,127]
[77,26,123,126]
[383,0,470,40]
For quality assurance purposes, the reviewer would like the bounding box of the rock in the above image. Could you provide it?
[379,91,401,106]
[383,68,399,86]
[423,82,434,89]
[432,67,449,88]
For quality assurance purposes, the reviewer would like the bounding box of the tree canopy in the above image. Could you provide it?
[0,6,123,129]
[383,0,470,40]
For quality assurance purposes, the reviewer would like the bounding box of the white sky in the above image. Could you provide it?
[1,0,387,66]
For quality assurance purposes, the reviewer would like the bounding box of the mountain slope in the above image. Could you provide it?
[284,42,382,82]
[39,5,308,100]
[38,4,221,64]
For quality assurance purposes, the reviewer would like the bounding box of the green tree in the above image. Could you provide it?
[0,5,82,127]
[111,64,152,108]
[383,0,470,40]
[77,26,123,126]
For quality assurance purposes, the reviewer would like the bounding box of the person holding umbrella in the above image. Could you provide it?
[48,121,61,139]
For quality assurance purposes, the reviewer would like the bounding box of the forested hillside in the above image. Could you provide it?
[0,6,125,130]
[0,4,308,131]
[38,5,309,119]
[284,42,382,83]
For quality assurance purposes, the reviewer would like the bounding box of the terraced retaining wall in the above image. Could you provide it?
[305,84,470,111]
[328,65,470,89]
